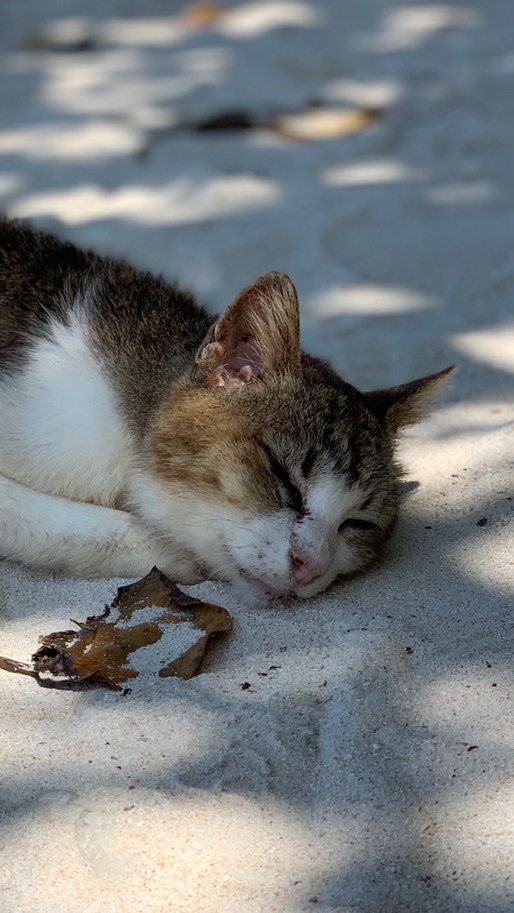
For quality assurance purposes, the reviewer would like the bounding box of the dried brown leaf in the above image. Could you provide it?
[0,568,232,691]
[271,107,380,142]
[180,3,225,30]
[0,655,38,678]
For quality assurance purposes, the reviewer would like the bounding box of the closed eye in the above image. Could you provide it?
[338,518,378,533]
[262,444,304,515]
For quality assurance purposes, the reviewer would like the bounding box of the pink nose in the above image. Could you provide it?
[291,556,320,587]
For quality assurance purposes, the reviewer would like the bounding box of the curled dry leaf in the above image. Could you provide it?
[0,568,232,691]
[178,105,379,139]
[271,107,380,142]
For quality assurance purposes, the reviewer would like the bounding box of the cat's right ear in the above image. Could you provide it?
[365,366,455,432]
[195,272,301,389]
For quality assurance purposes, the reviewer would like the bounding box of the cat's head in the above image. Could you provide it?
[134,273,452,603]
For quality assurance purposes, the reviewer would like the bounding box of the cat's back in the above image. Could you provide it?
[0,218,212,410]
[0,217,97,350]
[0,218,209,348]
[0,219,213,502]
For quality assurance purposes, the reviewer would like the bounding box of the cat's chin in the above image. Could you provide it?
[231,580,296,609]
[222,576,276,607]
[225,569,328,608]
[206,566,287,607]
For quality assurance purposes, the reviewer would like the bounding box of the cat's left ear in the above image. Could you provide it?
[195,271,300,389]
[366,366,455,432]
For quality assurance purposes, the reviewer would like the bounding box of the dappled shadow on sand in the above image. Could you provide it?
[0,0,514,910]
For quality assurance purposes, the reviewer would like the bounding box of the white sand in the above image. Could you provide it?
[1,1,514,911]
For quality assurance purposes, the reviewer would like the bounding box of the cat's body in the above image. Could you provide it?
[0,218,451,602]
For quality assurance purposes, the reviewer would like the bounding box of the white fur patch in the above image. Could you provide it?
[0,308,178,577]
[130,471,249,581]
[0,310,133,504]
[307,473,364,527]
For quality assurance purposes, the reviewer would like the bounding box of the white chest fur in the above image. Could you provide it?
[0,314,134,505]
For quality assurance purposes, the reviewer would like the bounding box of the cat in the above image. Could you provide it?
[0,217,452,603]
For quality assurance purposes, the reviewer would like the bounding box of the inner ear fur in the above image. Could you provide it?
[366,366,455,431]
[195,271,301,389]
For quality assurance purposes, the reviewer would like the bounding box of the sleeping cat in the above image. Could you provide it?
[0,218,451,602]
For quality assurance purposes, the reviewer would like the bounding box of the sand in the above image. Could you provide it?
[0,1,513,910]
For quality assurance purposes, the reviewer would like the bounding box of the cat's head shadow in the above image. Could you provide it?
[399,480,420,501]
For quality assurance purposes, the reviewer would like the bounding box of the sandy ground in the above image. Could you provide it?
[0,1,513,911]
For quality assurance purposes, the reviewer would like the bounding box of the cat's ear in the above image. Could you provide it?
[366,366,455,432]
[195,271,300,389]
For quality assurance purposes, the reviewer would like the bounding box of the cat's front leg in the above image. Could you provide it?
[0,473,204,581]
